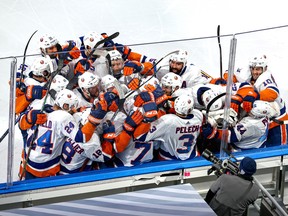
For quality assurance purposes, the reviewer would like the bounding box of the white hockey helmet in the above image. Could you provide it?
[100,74,117,92]
[169,49,188,66]
[50,75,69,93]
[250,100,280,119]
[83,31,104,50]
[39,34,59,49]
[249,55,268,69]
[107,50,123,61]
[202,89,223,111]
[30,56,52,77]
[160,72,182,92]
[78,72,101,90]
[55,89,79,111]
[174,94,194,116]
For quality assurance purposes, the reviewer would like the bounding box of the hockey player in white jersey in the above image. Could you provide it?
[206,100,280,150]
[128,94,212,162]
[156,50,224,88]
[231,55,288,146]
[15,56,53,114]
[38,33,81,80]
[73,71,101,110]
[60,133,104,174]
[19,88,108,179]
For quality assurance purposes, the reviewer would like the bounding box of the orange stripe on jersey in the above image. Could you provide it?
[259,88,278,102]
[127,51,142,62]
[280,124,287,145]
[101,140,114,158]
[81,121,96,142]
[134,122,151,139]
[19,114,34,130]
[269,113,288,129]
[15,95,31,114]
[236,86,254,98]
[26,164,60,178]
[114,131,132,153]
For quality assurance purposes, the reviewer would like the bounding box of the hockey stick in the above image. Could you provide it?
[271,118,288,125]
[217,25,223,78]
[110,79,126,121]
[205,92,226,124]
[20,30,38,81]
[0,31,38,143]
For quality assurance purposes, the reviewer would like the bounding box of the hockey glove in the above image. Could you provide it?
[134,91,155,107]
[123,110,144,135]
[151,84,170,106]
[74,59,92,77]
[25,85,47,102]
[100,92,119,112]
[88,102,107,126]
[143,101,158,122]
[16,82,26,97]
[102,120,116,143]
[242,90,260,113]
[26,109,47,125]
[62,41,80,63]
[140,62,154,76]
[230,94,243,113]
[123,61,143,76]
[210,78,227,85]
[114,43,131,60]
[127,77,140,90]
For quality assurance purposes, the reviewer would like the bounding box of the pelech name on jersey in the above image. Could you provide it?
[176,125,200,134]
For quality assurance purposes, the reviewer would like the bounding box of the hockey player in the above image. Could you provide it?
[105,49,155,91]
[205,100,280,150]
[156,50,225,88]
[19,88,108,179]
[60,133,104,174]
[38,33,81,70]
[231,55,288,146]
[73,72,101,110]
[133,94,213,161]
[15,56,52,114]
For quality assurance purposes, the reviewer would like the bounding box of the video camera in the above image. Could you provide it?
[201,149,240,177]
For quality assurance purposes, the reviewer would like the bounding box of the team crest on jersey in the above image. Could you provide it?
[67,94,71,98]
[90,37,94,42]
[40,60,44,64]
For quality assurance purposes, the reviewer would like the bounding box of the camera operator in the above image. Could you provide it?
[204,157,260,216]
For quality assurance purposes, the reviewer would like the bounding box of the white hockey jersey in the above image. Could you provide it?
[229,116,269,149]
[60,133,104,174]
[142,110,203,161]
[25,109,82,177]
[157,63,212,88]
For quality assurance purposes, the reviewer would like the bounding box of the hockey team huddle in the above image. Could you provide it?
[14,31,288,180]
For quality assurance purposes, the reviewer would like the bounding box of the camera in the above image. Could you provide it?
[201,149,240,177]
